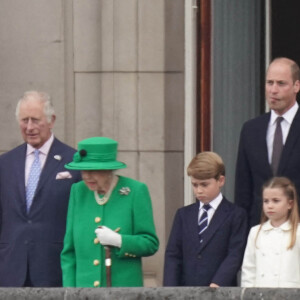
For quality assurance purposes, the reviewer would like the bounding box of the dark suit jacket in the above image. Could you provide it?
[0,138,81,287]
[163,197,247,286]
[235,108,300,227]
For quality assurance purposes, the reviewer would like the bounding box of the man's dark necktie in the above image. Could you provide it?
[198,204,211,243]
[271,116,284,175]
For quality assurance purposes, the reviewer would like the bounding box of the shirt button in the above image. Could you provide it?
[94,238,99,244]
[93,259,100,266]
[198,254,202,259]
[95,217,101,223]
[94,281,100,287]
[27,220,32,224]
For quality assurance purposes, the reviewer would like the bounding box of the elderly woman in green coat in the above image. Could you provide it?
[61,137,159,287]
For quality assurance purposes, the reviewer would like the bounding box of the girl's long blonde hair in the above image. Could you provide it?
[255,177,299,249]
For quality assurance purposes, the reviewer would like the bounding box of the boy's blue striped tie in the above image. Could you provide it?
[198,204,211,243]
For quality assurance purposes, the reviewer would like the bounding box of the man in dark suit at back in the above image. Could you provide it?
[235,57,300,228]
[0,91,81,287]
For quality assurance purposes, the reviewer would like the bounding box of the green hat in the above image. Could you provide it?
[65,137,127,170]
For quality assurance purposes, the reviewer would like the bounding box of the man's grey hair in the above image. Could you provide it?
[15,91,55,123]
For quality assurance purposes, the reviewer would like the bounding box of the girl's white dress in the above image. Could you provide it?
[241,220,300,287]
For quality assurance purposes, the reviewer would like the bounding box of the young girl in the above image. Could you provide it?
[241,177,300,287]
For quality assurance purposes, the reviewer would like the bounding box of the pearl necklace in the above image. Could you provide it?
[94,175,118,206]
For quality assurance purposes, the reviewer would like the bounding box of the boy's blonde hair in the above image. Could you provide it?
[256,177,299,249]
[187,151,225,180]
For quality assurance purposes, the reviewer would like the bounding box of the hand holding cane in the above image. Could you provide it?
[95,226,121,287]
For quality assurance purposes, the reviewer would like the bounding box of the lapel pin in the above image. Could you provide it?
[54,155,62,161]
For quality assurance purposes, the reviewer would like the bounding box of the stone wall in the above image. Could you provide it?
[0,287,299,300]
[0,0,185,285]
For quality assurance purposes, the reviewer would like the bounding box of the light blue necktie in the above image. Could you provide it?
[26,149,41,212]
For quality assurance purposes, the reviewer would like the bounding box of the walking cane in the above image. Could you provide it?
[98,227,120,287]
[104,246,112,287]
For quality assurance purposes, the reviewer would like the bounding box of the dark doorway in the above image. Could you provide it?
[271,0,300,101]
[196,0,211,152]
[272,0,300,64]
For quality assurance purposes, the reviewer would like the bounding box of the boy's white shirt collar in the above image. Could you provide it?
[199,192,223,211]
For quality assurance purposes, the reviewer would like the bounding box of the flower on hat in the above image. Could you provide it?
[73,152,81,162]
[73,149,87,163]
[119,187,131,195]
[80,149,87,157]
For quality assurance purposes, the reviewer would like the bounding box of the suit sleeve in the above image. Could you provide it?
[163,209,183,286]
[115,183,159,258]
[60,184,76,287]
[241,227,257,287]
[235,124,254,214]
[211,207,248,286]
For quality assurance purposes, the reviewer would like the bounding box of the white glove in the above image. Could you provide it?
[95,226,122,248]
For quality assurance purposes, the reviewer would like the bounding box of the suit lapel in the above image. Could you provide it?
[14,144,27,208]
[186,202,202,249]
[198,198,230,252]
[278,108,300,173]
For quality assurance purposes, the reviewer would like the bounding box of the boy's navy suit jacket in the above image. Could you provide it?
[163,197,247,286]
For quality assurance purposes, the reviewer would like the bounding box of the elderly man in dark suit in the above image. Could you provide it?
[0,91,81,287]
[235,57,300,228]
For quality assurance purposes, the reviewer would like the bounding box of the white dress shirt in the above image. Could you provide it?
[267,102,298,164]
[25,134,54,185]
[198,193,223,226]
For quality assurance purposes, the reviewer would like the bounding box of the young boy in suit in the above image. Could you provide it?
[163,152,248,286]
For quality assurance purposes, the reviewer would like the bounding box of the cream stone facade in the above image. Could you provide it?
[0,0,185,286]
